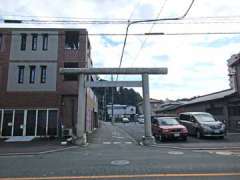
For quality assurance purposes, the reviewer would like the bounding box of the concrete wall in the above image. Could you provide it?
[175,98,240,132]
[7,62,57,91]
[182,101,227,122]
[10,31,58,61]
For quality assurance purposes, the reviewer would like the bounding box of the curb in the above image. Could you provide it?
[149,144,240,151]
[0,146,78,156]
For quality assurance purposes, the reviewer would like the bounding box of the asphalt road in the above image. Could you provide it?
[0,122,240,180]
[116,122,240,146]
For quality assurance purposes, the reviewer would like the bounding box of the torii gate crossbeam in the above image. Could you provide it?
[60,67,168,146]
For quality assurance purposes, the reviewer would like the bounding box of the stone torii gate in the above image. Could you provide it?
[60,67,168,146]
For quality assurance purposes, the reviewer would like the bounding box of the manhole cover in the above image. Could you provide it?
[111,160,130,166]
[168,151,184,155]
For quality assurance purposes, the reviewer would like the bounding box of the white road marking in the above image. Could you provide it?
[125,142,133,144]
[102,141,133,145]
[168,151,184,155]
[193,150,240,156]
[113,142,121,144]
[111,160,130,166]
[103,142,111,144]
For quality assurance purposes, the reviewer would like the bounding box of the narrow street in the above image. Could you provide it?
[0,121,240,180]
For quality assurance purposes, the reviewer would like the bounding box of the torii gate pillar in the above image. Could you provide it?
[142,74,155,145]
[74,74,87,146]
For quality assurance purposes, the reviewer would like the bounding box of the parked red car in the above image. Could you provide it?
[151,117,188,141]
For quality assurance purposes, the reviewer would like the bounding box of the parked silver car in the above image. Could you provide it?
[137,115,144,124]
[179,112,226,139]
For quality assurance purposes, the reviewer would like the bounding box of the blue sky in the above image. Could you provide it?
[1,0,240,100]
[194,35,240,48]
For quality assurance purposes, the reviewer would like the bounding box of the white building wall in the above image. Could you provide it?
[10,30,58,61]
[107,105,136,116]
[7,62,57,91]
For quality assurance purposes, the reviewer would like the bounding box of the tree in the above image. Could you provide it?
[92,82,143,107]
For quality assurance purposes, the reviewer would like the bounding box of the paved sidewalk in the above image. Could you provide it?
[0,121,135,155]
[0,138,75,155]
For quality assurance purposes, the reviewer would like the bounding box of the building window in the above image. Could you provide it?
[42,34,48,51]
[29,65,36,83]
[32,34,38,50]
[20,33,27,51]
[64,31,79,50]
[18,66,25,84]
[40,65,47,83]
[63,62,78,81]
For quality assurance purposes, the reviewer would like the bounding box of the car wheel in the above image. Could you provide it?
[219,136,224,139]
[182,136,187,141]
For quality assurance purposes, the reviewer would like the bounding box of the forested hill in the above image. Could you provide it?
[92,85,143,107]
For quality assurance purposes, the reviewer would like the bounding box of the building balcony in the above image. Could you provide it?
[64,49,83,60]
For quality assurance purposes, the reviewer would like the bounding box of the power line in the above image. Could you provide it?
[114,0,142,82]
[130,0,168,67]
[2,17,240,25]
[147,32,240,35]
[2,20,240,25]
[2,14,240,21]
[118,0,195,70]
[1,32,240,36]
[111,0,143,111]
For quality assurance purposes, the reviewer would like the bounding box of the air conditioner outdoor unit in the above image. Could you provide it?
[63,128,73,137]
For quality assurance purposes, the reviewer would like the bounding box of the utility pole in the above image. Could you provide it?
[104,87,106,121]
[101,95,104,121]
[111,75,115,124]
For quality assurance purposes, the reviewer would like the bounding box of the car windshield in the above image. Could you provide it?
[194,114,216,122]
[157,118,179,126]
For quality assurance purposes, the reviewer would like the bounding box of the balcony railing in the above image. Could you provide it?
[64,49,81,60]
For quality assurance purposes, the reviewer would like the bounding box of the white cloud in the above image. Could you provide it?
[1,0,240,100]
